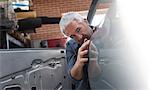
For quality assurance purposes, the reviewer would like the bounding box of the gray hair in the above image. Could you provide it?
[59,12,84,37]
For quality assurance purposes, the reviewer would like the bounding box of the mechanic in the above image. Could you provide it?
[59,12,101,90]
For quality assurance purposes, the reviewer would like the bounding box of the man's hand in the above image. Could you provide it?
[76,39,90,67]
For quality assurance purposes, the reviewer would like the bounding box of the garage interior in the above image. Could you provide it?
[0,0,110,49]
[0,0,150,90]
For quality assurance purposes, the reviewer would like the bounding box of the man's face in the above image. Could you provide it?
[65,19,93,45]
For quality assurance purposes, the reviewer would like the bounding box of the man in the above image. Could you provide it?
[59,12,100,90]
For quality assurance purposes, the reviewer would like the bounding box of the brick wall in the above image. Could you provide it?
[30,0,92,40]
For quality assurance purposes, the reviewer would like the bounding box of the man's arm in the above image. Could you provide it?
[70,40,90,80]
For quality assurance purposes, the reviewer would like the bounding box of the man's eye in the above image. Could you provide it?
[76,27,81,33]
[70,35,75,38]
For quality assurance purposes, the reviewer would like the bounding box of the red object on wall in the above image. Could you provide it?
[47,38,67,48]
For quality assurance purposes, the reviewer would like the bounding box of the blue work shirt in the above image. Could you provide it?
[66,39,91,90]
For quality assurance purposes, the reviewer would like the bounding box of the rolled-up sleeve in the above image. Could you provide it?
[66,40,81,84]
